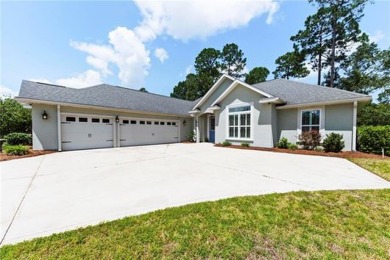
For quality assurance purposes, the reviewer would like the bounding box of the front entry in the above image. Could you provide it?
[209,116,215,143]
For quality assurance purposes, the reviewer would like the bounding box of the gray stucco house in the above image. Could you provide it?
[16,74,371,151]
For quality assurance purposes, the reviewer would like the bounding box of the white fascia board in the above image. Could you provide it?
[191,74,235,110]
[275,96,372,110]
[15,97,192,118]
[210,80,274,107]
[259,97,284,104]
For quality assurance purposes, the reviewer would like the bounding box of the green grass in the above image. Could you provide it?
[1,189,389,259]
[349,158,390,181]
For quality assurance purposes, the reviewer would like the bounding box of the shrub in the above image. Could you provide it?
[222,141,232,147]
[3,144,29,156]
[4,132,32,145]
[298,130,322,150]
[277,137,290,149]
[358,126,390,156]
[288,143,298,151]
[187,130,196,142]
[241,142,250,147]
[322,133,345,153]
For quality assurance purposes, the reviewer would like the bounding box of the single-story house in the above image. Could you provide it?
[16,74,371,151]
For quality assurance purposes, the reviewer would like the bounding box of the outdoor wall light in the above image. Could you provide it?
[115,115,120,123]
[183,120,186,126]
[42,110,48,120]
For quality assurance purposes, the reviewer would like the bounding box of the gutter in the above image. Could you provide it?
[275,96,371,110]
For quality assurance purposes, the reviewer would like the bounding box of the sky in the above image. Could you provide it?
[1,0,389,98]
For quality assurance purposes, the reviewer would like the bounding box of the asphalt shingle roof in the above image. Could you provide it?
[252,79,370,106]
[18,80,197,116]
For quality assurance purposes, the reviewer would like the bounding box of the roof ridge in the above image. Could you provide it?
[23,80,68,88]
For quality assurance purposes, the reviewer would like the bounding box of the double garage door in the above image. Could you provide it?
[61,114,179,151]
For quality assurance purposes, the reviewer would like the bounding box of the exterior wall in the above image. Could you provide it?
[215,85,275,147]
[277,108,298,144]
[198,78,233,112]
[32,104,193,150]
[325,103,353,151]
[32,104,58,150]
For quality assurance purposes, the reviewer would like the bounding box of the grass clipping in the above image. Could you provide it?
[1,189,390,259]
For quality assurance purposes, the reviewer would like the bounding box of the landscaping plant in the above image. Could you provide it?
[288,143,298,151]
[222,141,232,147]
[358,125,390,156]
[2,144,29,156]
[277,137,290,149]
[322,133,345,153]
[298,130,321,150]
[4,132,32,145]
[241,142,250,147]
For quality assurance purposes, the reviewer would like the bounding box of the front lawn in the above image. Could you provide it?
[1,189,389,259]
[349,158,390,181]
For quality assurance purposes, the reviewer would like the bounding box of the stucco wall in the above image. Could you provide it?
[277,108,298,144]
[325,103,353,151]
[32,104,58,150]
[199,78,233,112]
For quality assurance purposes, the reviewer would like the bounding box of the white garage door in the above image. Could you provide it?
[119,118,179,146]
[61,114,114,151]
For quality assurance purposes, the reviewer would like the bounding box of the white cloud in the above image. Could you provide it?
[134,0,280,41]
[56,70,103,88]
[154,48,169,63]
[29,78,52,84]
[185,65,193,75]
[0,85,18,98]
[370,30,385,43]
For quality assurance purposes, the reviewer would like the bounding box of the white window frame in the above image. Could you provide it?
[297,107,325,137]
[226,102,253,141]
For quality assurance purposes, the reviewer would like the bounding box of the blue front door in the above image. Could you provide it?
[209,116,215,143]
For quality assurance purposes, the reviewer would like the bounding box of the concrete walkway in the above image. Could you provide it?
[1,143,389,245]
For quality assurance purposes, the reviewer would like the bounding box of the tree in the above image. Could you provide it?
[358,103,390,126]
[273,50,309,79]
[170,73,201,101]
[0,98,32,137]
[245,67,270,84]
[220,43,247,78]
[194,48,221,81]
[139,87,148,93]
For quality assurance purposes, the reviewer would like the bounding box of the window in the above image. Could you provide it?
[140,121,145,125]
[154,121,159,125]
[167,122,171,126]
[301,110,320,132]
[147,121,152,125]
[130,120,137,124]
[79,117,88,122]
[102,119,110,123]
[66,117,76,122]
[92,118,100,123]
[228,105,251,139]
[172,122,176,126]
[160,122,165,125]
[123,120,129,124]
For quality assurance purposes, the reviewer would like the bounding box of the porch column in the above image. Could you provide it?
[196,116,200,143]
[352,101,357,151]
[57,105,62,152]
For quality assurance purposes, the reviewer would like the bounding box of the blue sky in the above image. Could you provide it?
[1,0,389,97]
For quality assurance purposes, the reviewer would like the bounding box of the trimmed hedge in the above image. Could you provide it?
[323,133,345,153]
[4,132,32,145]
[357,125,390,156]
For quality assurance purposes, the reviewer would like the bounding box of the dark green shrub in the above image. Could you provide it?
[3,144,29,156]
[4,132,32,145]
[358,126,390,156]
[322,133,345,153]
[241,142,250,147]
[222,141,232,147]
[277,137,290,149]
[298,131,322,150]
[288,143,298,151]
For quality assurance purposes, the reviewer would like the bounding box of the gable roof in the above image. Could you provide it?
[17,80,197,116]
[252,79,371,108]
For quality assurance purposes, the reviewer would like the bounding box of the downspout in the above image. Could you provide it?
[196,116,200,143]
[352,101,357,151]
[57,105,62,152]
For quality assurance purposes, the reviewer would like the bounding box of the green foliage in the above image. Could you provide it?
[194,48,221,81]
[288,143,298,151]
[357,125,390,156]
[221,141,231,147]
[358,103,390,126]
[322,133,345,153]
[4,132,32,145]
[298,130,322,150]
[273,50,309,80]
[349,158,390,181]
[0,98,32,137]
[241,142,249,147]
[277,137,290,149]
[138,87,148,93]
[2,144,29,156]
[220,43,247,78]
[187,130,196,142]
[244,67,270,84]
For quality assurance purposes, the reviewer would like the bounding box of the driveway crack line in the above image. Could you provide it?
[0,155,45,245]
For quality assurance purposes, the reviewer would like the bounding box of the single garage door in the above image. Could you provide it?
[61,114,114,150]
[119,118,179,146]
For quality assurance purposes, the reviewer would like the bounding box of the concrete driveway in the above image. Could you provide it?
[1,143,389,245]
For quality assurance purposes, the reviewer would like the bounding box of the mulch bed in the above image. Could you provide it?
[214,144,388,159]
[0,150,55,162]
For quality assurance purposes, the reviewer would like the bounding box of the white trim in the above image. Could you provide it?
[196,116,200,143]
[57,105,62,152]
[225,102,254,142]
[206,114,210,140]
[259,97,284,104]
[352,101,357,151]
[211,80,274,108]
[276,97,371,110]
[192,74,236,110]
[297,107,325,137]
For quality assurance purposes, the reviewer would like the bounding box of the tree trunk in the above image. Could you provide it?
[317,25,323,86]
[330,17,337,88]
